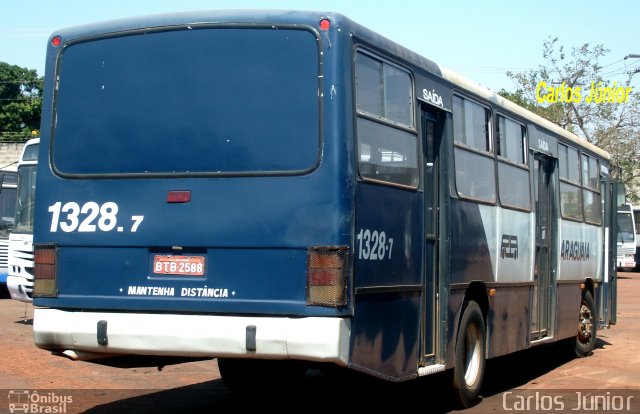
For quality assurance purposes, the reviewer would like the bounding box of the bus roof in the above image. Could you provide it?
[440,68,609,160]
[49,10,609,161]
[339,13,610,160]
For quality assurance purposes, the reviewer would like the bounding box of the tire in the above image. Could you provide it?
[574,291,596,358]
[452,300,486,408]
[218,358,306,392]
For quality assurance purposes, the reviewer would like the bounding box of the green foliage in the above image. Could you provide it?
[497,88,565,126]
[0,62,43,142]
[498,37,640,202]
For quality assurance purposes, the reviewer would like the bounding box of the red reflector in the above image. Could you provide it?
[35,263,56,280]
[307,246,348,307]
[34,245,58,297]
[51,35,61,47]
[167,190,191,203]
[319,19,331,31]
[35,247,56,265]
[309,269,340,286]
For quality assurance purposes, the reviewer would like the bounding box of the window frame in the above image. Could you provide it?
[558,143,581,185]
[582,187,602,225]
[581,153,599,191]
[355,50,415,129]
[559,181,584,222]
[581,152,602,225]
[495,113,531,212]
[497,161,531,212]
[558,142,582,221]
[452,94,493,154]
[354,49,419,189]
[558,142,603,224]
[452,93,496,204]
[496,114,527,166]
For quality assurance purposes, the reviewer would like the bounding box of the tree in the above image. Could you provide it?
[0,62,43,142]
[498,37,640,202]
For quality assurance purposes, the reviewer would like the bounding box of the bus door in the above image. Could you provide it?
[350,111,424,380]
[603,182,624,326]
[420,105,444,361]
[531,154,556,340]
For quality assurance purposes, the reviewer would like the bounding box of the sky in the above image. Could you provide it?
[1,0,639,93]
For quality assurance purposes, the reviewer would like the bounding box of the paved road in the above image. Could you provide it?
[1,273,639,413]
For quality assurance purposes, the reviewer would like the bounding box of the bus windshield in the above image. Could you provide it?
[617,212,634,243]
[14,165,36,233]
[52,27,320,176]
[0,182,16,238]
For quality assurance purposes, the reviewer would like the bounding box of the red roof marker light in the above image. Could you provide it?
[319,19,331,31]
[51,36,61,47]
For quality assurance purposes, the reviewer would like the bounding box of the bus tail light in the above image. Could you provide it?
[307,246,349,307]
[34,245,58,297]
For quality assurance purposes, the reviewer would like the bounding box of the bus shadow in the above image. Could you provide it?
[84,369,460,413]
[0,284,10,299]
[482,338,608,397]
[85,340,602,414]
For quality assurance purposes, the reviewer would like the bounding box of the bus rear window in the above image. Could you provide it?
[52,27,320,176]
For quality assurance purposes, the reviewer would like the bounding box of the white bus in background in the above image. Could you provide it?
[634,205,640,271]
[0,166,17,289]
[616,203,637,271]
[7,138,39,302]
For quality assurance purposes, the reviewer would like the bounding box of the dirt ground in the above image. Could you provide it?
[1,272,639,413]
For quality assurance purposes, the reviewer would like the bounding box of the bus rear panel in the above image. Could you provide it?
[34,13,353,365]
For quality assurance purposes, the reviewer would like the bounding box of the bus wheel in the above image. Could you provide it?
[452,300,486,408]
[217,358,306,392]
[574,291,596,357]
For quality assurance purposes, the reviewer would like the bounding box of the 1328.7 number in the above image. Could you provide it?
[356,228,394,261]
[48,201,144,233]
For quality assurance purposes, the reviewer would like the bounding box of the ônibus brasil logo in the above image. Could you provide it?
[7,390,72,413]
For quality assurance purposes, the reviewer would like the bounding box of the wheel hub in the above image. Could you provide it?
[577,303,593,342]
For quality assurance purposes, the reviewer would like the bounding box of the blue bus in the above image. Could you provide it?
[32,11,620,406]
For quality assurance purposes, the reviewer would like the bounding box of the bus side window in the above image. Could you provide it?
[496,115,530,211]
[355,51,418,188]
[558,143,584,221]
[356,118,418,187]
[453,95,496,203]
[582,153,601,224]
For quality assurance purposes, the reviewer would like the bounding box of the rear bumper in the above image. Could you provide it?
[617,259,636,270]
[34,308,350,366]
[7,275,32,302]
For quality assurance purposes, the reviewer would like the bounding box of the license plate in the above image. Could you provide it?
[153,255,205,276]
